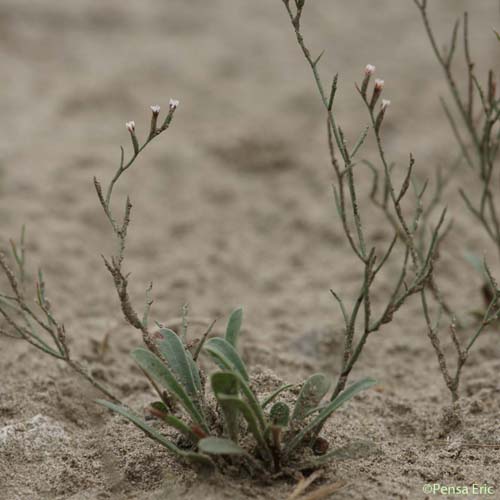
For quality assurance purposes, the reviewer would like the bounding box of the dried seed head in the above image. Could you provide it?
[169,98,180,110]
[126,121,135,133]
[365,64,376,76]
[150,105,161,115]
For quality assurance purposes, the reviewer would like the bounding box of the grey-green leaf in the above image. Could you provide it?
[204,337,249,381]
[225,307,243,348]
[270,402,290,427]
[211,372,240,441]
[217,394,273,463]
[132,348,208,432]
[198,437,246,455]
[164,414,203,443]
[154,328,202,401]
[96,400,213,468]
[291,373,331,422]
[284,377,377,456]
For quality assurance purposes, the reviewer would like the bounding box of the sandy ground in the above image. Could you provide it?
[1,1,500,499]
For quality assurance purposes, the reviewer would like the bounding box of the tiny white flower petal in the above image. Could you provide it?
[150,105,161,114]
[365,64,376,75]
[374,79,384,89]
[169,98,180,109]
[381,99,391,109]
[126,121,135,132]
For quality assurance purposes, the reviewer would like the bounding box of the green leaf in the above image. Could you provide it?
[211,372,240,441]
[225,307,243,348]
[204,337,249,381]
[284,377,377,456]
[154,328,202,402]
[291,373,331,422]
[198,437,246,455]
[261,384,293,409]
[204,340,266,431]
[217,394,273,463]
[187,354,203,393]
[150,401,169,414]
[148,402,203,443]
[132,348,208,432]
[96,400,214,468]
[237,374,267,431]
[269,402,290,427]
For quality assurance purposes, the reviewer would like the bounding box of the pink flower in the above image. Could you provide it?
[126,121,135,133]
[169,99,179,110]
[381,99,391,110]
[365,64,376,75]
[374,79,384,90]
[150,105,161,115]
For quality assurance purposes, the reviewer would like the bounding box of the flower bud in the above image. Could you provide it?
[381,99,391,110]
[370,79,384,110]
[365,64,376,76]
[161,98,180,130]
[375,99,391,133]
[149,105,161,138]
[360,64,376,99]
[126,121,139,155]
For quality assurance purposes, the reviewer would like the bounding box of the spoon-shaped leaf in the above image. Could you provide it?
[154,328,202,401]
[198,437,246,455]
[217,394,273,463]
[211,372,240,441]
[132,348,208,432]
[225,307,243,348]
[204,340,265,429]
[235,372,267,431]
[291,373,331,422]
[96,400,213,468]
[204,337,249,381]
[284,377,377,456]
[270,401,290,428]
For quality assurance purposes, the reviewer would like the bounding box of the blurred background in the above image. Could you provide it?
[1,2,500,498]
[0,0,499,364]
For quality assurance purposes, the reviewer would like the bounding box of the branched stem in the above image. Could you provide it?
[94,103,179,353]
[415,0,500,259]
[415,0,500,403]
[0,239,120,403]
[280,0,446,412]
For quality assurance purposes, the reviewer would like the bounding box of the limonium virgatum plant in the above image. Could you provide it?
[98,308,376,473]
[0,100,376,477]
[413,0,500,407]
[3,0,497,481]
[280,0,500,415]
[91,102,376,474]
